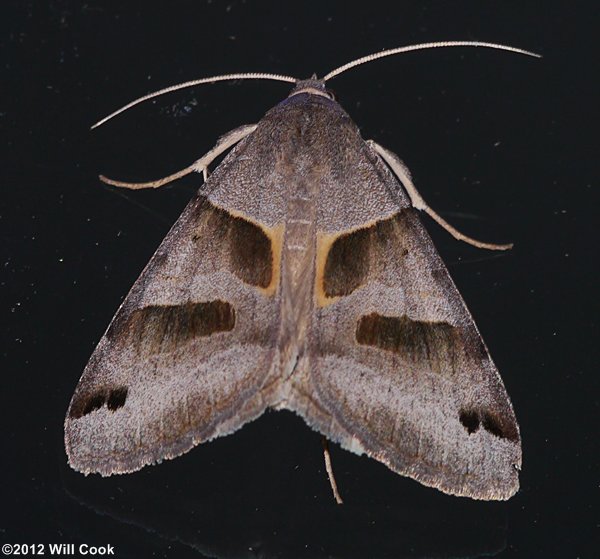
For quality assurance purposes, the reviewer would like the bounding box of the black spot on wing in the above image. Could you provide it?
[106,386,128,411]
[81,391,106,417]
[482,411,517,440]
[69,386,129,419]
[459,409,480,434]
[459,407,519,442]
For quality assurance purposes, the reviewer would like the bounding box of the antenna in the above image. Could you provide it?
[91,72,298,129]
[91,42,541,129]
[323,41,541,82]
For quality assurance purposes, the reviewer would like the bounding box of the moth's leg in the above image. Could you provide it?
[322,437,343,504]
[190,124,257,182]
[368,140,513,251]
[99,124,258,190]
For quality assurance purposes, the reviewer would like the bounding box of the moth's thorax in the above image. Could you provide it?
[269,81,341,349]
[263,89,355,166]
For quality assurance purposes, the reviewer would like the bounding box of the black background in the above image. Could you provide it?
[3,1,597,557]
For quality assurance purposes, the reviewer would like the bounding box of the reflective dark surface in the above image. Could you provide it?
[3,2,597,557]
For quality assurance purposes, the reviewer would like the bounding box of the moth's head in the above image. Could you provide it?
[289,77,335,100]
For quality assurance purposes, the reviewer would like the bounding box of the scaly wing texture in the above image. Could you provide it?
[284,128,521,499]
[65,190,283,475]
[307,208,520,499]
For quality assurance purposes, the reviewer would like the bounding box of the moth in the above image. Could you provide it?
[65,41,539,501]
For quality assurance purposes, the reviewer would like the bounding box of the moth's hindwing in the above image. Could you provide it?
[65,191,284,475]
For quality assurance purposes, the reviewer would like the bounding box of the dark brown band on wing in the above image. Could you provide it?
[356,313,459,360]
[192,199,275,290]
[228,213,273,288]
[322,215,398,298]
[71,299,235,419]
[323,226,371,296]
[109,300,235,353]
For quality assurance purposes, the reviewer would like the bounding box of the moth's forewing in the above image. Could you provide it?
[297,205,520,500]
[270,92,521,500]
[64,141,287,475]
